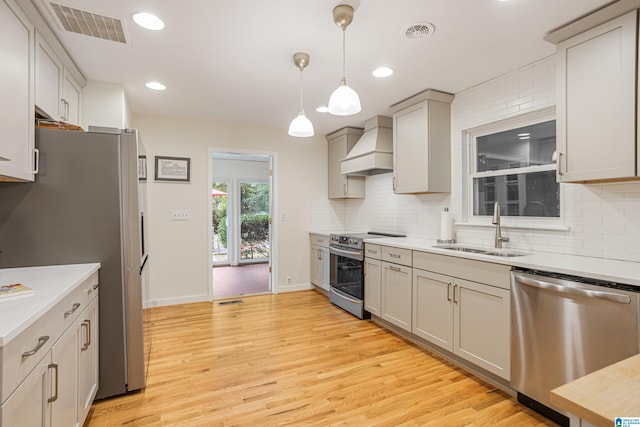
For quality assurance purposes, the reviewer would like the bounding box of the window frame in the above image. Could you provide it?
[463,107,564,228]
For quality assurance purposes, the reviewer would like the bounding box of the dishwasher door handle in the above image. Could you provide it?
[513,274,631,304]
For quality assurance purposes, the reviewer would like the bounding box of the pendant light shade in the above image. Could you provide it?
[328,5,361,116]
[288,52,314,137]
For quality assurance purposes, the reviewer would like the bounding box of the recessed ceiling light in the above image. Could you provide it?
[373,67,393,78]
[517,133,530,137]
[132,12,164,30]
[316,106,329,113]
[146,81,166,91]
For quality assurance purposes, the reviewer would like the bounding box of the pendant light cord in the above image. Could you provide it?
[341,28,347,81]
[299,68,304,112]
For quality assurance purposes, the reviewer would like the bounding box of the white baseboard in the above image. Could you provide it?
[275,282,313,294]
[143,294,209,309]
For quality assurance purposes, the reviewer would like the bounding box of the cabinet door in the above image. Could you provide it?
[381,262,412,332]
[50,323,80,427]
[327,132,365,199]
[0,0,36,181]
[364,257,382,316]
[0,352,51,427]
[35,32,62,121]
[62,69,81,125]
[556,11,637,182]
[393,101,429,193]
[310,245,321,286]
[77,297,99,424]
[453,278,510,380]
[319,247,330,291]
[412,269,454,351]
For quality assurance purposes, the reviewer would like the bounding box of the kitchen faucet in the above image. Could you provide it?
[492,202,509,249]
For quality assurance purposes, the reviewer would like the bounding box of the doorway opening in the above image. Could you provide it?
[210,151,273,300]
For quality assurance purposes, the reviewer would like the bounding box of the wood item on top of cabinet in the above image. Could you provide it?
[363,243,382,316]
[547,5,640,182]
[326,127,365,199]
[0,0,36,182]
[0,271,99,427]
[412,250,511,380]
[389,89,455,194]
[380,246,412,332]
[309,234,330,292]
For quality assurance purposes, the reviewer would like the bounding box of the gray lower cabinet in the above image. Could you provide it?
[412,251,511,380]
[380,246,413,332]
[309,234,330,291]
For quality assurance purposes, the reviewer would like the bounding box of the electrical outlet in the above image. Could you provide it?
[280,212,287,221]
[171,210,191,221]
[286,276,292,284]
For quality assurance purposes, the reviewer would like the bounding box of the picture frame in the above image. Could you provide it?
[154,156,191,182]
[138,155,147,181]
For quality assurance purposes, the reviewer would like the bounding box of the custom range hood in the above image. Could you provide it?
[340,115,393,176]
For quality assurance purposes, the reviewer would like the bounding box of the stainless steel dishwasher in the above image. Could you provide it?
[511,268,640,426]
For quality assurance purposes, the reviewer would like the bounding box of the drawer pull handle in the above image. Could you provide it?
[81,319,91,351]
[22,336,50,359]
[367,249,378,254]
[48,363,59,403]
[389,266,402,272]
[389,253,401,258]
[64,302,81,318]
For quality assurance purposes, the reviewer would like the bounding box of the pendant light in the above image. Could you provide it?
[288,52,314,137]
[328,4,361,116]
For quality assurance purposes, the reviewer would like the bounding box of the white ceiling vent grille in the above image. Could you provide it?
[404,22,435,40]
[50,3,127,43]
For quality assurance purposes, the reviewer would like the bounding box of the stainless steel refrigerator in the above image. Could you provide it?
[0,126,149,399]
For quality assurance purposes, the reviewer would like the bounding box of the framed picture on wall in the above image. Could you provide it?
[154,156,191,182]
[138,155,147,181]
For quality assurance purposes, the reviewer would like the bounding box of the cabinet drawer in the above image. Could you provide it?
[381,246,412,267]
[0,271,98,403]
[413,251,510,290]
[364,244,381,260]
[310,233,330,248]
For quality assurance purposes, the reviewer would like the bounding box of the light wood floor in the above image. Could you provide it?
[85,291,556,426]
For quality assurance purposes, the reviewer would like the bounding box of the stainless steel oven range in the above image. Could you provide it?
[329,232,404,319]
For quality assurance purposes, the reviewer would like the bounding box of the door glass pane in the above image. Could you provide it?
[240,182,270,262]
[212,182,228,264]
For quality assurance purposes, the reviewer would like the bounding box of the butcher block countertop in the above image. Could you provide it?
[550,353,640,426]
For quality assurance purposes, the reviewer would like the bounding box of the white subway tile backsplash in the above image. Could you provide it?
[312,55,640,263]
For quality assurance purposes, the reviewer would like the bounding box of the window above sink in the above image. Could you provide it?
[463,107,563,227]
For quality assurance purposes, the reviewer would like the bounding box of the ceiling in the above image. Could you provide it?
[33,0,612,136]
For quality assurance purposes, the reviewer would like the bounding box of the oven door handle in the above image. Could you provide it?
[330,287,363,305]
[329,246,363,261]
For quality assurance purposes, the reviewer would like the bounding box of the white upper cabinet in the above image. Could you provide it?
[35,31,62,120]
[390,89,454,194]
[550,7,639,182]
[0,0,36,182]
[35,31,82,125]
[326,127,365,199]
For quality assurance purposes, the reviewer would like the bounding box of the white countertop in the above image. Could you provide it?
[0,263,101,346]
[368,237,640,287]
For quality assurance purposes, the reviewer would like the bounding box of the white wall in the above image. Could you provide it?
[315,55,640,263]
[132,114,328,307]
[81,80,131,130]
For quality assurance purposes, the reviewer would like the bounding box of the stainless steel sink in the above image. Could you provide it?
[433,244,530,257]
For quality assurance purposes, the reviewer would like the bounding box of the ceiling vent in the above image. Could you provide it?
[404,22,435,40]
[49,3,127,43]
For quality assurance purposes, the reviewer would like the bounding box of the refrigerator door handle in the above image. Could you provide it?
[140,254,149,275]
